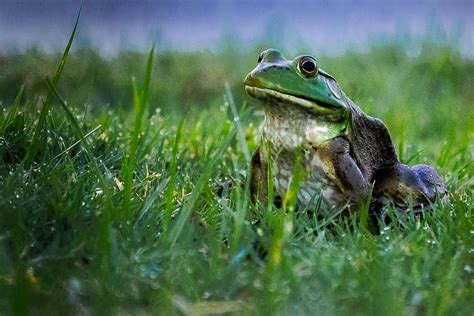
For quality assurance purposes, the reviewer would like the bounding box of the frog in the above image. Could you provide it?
[244,49,446,216]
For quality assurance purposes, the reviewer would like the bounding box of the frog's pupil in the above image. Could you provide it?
[258,53,263,63]
[302,61,315,72]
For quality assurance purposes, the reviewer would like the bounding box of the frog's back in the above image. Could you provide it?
[349,101,399,183]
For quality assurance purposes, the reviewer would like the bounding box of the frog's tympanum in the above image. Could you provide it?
[244,49,446,215]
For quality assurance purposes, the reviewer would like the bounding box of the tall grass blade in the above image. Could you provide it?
[1,85,24,133]
[24,3,82,168]
[225,82,250,162]
[122,45,155,219]
[163,119,184,231]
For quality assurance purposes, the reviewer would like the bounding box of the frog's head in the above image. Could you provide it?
[244,49,350,122]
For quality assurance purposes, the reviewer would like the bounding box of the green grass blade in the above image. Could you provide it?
[24,3,82,168]
[266,140,275,211]
[132,76,140,113]
[225,82,250,162]
[163,118,184,231]
[122,45,155,219]
[282,148,303,212]
[1,85,24,133]
[52,124,102,160]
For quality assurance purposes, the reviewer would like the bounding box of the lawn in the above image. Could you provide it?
[0,22,473,315]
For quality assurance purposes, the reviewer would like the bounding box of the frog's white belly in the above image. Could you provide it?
[261,103,350,213]
[268,147,348,213]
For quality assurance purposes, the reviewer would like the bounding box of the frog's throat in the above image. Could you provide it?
[245,86,347,119]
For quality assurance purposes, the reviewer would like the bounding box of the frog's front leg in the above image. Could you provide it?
[373,164,447,213]
[322,137,371,208]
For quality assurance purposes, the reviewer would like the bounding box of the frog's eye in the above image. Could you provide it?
[257,52,264,63]
[298,56,318,78]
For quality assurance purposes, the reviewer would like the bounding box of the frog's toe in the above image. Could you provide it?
[411,164,447,201]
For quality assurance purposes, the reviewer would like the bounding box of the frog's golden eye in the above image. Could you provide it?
[298,56,318,78]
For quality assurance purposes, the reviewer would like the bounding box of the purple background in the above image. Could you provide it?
[1,0,473,55]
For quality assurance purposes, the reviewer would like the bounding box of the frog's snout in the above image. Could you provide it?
[244,73,259,87]
[245,49,289,87]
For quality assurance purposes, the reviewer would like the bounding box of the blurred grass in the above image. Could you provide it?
[1,43,473,142]
[0,33,473,314]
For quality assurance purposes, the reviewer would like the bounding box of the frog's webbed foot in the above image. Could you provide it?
[411,164,447,201]
[372,163,447,216]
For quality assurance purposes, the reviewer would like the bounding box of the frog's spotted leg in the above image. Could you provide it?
[373,164,447,214]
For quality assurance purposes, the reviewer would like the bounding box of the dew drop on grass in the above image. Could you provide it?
[139,265,147,277]
[464,265,472,273]
[410,292,423,306]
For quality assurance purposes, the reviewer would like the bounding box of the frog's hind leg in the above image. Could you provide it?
[372,164,447,224]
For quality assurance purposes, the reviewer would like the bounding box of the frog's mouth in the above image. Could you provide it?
[245,86,341,111]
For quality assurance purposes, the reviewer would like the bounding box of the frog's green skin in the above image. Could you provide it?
[244,49,446,214]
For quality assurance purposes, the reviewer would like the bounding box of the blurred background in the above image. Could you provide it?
[0,0,473,144]
[2,0,473,55]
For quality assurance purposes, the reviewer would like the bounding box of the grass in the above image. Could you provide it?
[0,18,473,315]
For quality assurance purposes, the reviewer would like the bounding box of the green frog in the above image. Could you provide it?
[244,49,446,215]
